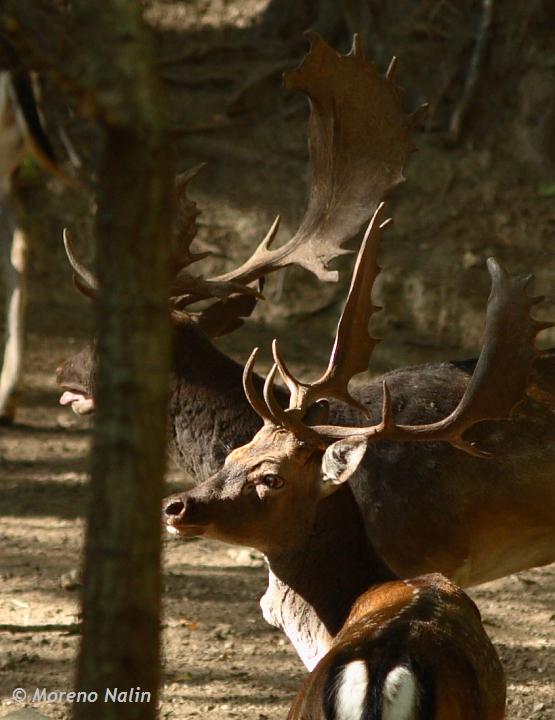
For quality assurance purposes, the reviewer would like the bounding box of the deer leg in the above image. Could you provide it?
[0,206,27,424]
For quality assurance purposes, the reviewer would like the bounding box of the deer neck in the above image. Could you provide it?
[260,484,395,670]
[169,321,263,477]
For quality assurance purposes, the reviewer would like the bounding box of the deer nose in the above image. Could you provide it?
[164,498,186,518]
[163,494,198,523]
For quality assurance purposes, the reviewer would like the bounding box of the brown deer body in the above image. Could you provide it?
[167,319,265,475]
[167,423,507,716]
[59,309,555,566]
[344,358,555,587]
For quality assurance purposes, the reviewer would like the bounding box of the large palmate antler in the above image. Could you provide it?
[63,165,259,306]
[62,169,264,338]
[169,166,263,309]
[244,208,552,455]
[170,164,210,276]
[64,34,424,337]
[214,33,426,287]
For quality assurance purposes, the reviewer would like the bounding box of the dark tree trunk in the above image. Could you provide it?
[71,4,174,719]
[1,2,174,718]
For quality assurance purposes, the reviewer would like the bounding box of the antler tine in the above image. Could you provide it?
[349,33,365,60]
[308,205,390,414]
[172,278,263,309]
[210,33,423,289]
[211,215,282,286]
[193,280,264,338]
[307,257,551,454]
[380,381,396,434]
[385,56,398,82]
[269,204,390,419]
[242,348,276,426]
[63,228,98,299]
[271,339,309,410]
[175,162,206,190]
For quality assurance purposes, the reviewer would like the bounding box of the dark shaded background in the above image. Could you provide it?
[5,0,554,377]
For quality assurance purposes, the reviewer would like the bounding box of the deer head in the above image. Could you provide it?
[57,33,424,415]
[163,202,550,556]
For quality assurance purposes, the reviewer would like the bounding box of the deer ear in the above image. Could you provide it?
[320,437,367,495]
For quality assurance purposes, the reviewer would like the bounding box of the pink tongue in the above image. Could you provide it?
[60,391,85,406]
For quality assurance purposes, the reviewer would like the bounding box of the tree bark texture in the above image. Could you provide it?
[1,2,175,719]
[73,5,174,720]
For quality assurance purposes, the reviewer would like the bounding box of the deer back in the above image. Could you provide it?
[347,355,555,586]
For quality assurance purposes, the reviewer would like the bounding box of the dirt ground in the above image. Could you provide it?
[0,334,554,720]
[1,1,555,719]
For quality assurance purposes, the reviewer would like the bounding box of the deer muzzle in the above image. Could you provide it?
[55,343,97,416]
[58,387,94,415]
[163,493,205,537]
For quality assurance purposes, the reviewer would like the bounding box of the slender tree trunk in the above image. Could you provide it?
[70,4,174,719]
[0,2,175,718]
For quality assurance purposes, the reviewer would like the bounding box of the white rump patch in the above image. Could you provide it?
[334,660,368,720]
[382,665,417,720]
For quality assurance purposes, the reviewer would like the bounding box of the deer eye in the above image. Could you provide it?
[259,474,284,489]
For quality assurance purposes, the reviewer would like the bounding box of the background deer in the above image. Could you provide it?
[0,36,73,423]
[163,203,551,674]
[57,34,425,476]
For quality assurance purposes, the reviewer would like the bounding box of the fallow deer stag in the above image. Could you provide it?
[57,33,425,475]
[163,203,552,677]
[0,36,72,423]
